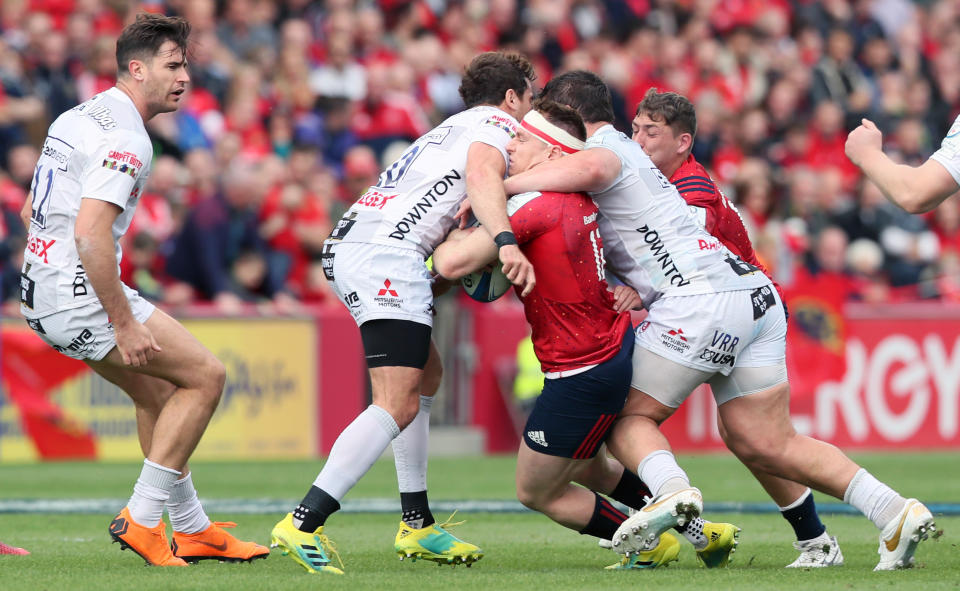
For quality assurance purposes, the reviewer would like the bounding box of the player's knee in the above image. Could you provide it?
[196,356,226,407]
[389,398,420,430]
[515,483,545,511]
[728,434,784,473]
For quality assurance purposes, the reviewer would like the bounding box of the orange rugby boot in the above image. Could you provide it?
[172,521,269,563]
[108,507,187,566]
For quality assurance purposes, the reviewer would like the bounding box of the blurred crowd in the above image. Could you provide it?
[3,0,960,316]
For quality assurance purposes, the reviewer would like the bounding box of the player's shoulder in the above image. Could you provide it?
[507,191,543,215]
[671,157,720,203]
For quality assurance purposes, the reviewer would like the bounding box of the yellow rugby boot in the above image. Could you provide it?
[269,513,343,575]
[395,513,483,566]
[606,532,680,570]
[695,522,741,568]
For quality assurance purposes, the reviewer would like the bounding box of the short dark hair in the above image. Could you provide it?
[635,88,697,139]
[539,71,614,124]
[532,97,586,141]
[116,13,191,77]
[459,52,535,109]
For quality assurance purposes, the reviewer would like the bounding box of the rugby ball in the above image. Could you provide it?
[461,262,511,302]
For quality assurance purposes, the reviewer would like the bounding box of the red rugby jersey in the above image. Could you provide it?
[670,154,781,296]
[509,191,631,373]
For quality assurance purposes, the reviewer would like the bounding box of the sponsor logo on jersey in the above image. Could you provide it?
[725,255,759,276]
[482,115,517,138]
[26,317,45,334]
[355,189,398,210]
[388,169,462,240]
[41,142,69,164]
[107,150,143,168]
[63,328,96,355]
[751,285,777,319]
[374,279,403,309]
[636,224,691,287]
[698,238,722,251]
[661,327,690,353]
[583,211,597,225]
[26,234,56,264]
[328,212,358,241]
[20,274,36,309]
[101,158,139,178]
[72,264,88,297]
[344,291,361,308]
[650,166,672,189]
[698,330,738,366]
[85,105,118,130]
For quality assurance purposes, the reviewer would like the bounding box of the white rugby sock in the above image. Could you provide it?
[167,472,212,534]
[637,450,690,498]
[681,517,709,550]
[314,405,401,500]
[392,395,433,493]
[127,459,180,527]
[843,468,906,530]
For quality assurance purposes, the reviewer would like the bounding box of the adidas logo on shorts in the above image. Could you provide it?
[527,430,548,447]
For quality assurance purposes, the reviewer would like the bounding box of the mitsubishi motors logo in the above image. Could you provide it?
[662,327,691,353]
[378,279,399,297]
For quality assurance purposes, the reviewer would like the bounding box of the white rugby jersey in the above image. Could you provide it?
[327,106,518,257]
[21,87,153,318]
[930,114,960,185]
[586,125,770,305]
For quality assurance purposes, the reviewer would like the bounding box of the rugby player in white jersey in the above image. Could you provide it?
[19,14,267,566]
[505,71,936,571]
[269,52,536,575]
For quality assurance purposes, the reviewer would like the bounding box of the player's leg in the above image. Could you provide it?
[391,340,440,530]
[718,379,935,570]
[76,301,226,567]
[605,310,740,563]
[574,449,651,510]
[717,414,842,567]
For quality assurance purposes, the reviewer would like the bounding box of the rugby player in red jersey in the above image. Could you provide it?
[631,88,841,568]
[434,99,682,569]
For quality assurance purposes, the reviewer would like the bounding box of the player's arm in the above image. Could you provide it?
[846,118,960,213]
[75,198,160,366]
[504,146,621,195]
[19,191,32,231]
[465,142,535,296]
[432,227,498,280]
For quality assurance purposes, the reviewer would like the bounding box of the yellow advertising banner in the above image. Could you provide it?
[0,317,317,462]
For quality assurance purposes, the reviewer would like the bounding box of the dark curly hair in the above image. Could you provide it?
[635,88,697,139]
[459,52,535,109]
[116,13,191,77]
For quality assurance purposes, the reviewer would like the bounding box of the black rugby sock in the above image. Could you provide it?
[292,485,340,532]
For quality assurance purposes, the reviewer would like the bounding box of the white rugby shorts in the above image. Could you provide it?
[631,284,788,407]
[322,242,435,327]
[25,283,156,361]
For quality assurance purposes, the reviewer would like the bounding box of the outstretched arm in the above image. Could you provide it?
[466,142,535,296]
[504,146,621,196]
[846,118,959,214]
[432,227,499,280]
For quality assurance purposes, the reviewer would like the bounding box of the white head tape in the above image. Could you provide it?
[520,110,585,154]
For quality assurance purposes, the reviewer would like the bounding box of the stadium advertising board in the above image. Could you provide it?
[470,305,960,452]
[0,318,317,462]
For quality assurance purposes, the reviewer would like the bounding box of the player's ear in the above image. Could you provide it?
[548,145,564,160]
[128,59,146,81]
[678,132,693,155]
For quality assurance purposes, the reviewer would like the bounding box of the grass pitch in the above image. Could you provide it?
[0,452,957,590]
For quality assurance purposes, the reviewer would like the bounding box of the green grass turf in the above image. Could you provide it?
[0,452,957,589]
